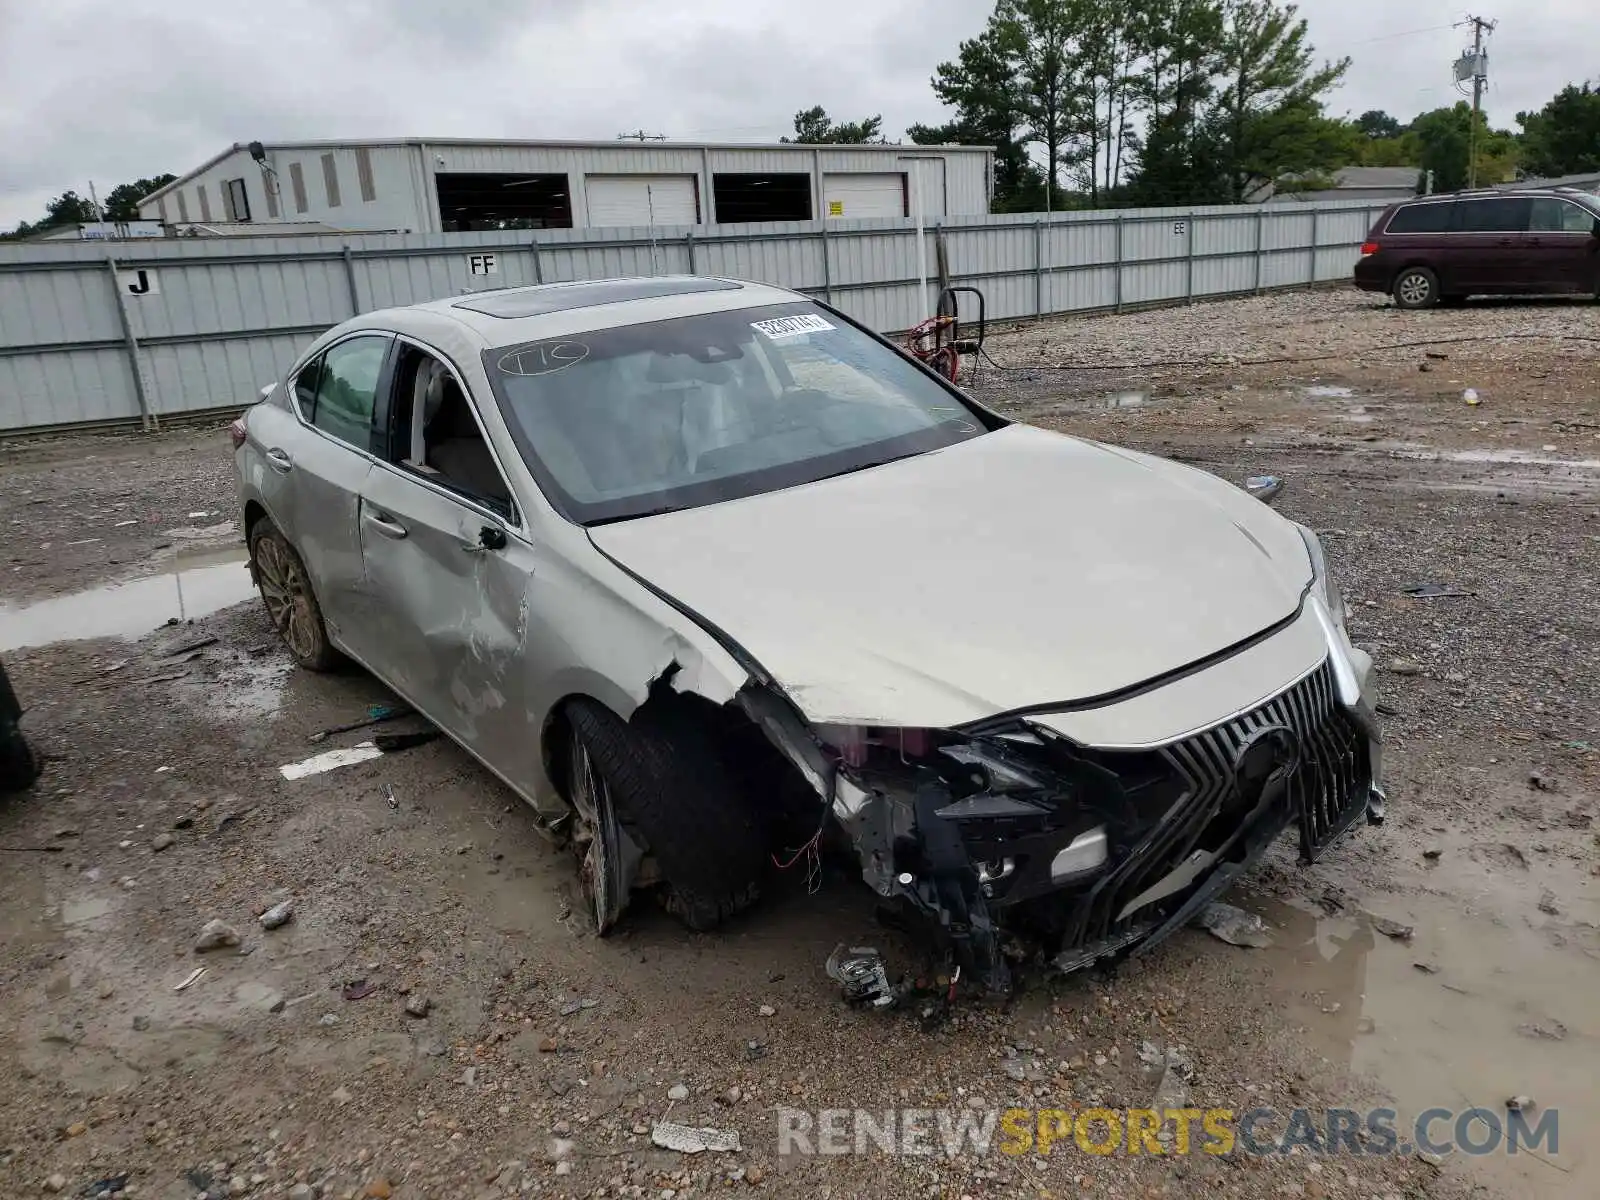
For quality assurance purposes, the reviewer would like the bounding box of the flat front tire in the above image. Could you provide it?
[563,698,765,932]
[249,517,340,671]
[1393,267,1439,309]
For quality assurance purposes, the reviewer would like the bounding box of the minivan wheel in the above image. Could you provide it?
[563,698,765,932]
[1393,267,1439,309]
[248,517,340,671]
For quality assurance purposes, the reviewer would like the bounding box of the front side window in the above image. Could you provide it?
[1454,197,1531,233]
[483,303,996,524]
[310,335,389,450]
[386,344,514,518]
[1530,197,1596,232]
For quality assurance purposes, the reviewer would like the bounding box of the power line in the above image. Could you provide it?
[1339,21,1462,47]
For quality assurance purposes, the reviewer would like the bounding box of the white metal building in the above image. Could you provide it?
[137,139,995,234]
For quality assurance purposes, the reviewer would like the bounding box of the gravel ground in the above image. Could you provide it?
[1,288,1596,1200]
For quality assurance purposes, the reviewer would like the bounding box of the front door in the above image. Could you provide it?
[356,466,537,782]
[1527,196,1600,292]
[355,341,539,789]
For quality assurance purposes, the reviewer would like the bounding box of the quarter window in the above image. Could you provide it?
[292,358,322,414]
[309,336,389,450]
[1529,197,1594,232]
[1385,202,1455,233]
[1453,197,1531,233]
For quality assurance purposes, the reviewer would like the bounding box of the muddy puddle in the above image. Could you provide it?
[1104,389,1151,409]
[0,548,255,651]
[1233,844,1598,1198]
[1302,384,1356,399]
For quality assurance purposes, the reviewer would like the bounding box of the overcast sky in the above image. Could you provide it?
[0,0,1590,227]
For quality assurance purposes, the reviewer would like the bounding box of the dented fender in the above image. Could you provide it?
[516,524,750,818]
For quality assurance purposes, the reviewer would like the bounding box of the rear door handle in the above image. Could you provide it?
[362,507,408,539]
[265,447,293,473]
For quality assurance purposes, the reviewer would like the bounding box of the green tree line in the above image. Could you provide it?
[3,175,176,240]
[787,0,1600,210]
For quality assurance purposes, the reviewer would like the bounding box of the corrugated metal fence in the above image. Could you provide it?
[0,198,1385,433]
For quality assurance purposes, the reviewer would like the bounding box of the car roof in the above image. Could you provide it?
[352,275,807,349]
[1394,188,1593,206]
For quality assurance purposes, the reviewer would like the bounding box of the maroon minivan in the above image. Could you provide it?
[1353,189,1600,308]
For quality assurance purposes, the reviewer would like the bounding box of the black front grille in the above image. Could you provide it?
[1070,659,1371,946]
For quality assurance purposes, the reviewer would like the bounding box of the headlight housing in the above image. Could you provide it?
[1297,525,1348,631]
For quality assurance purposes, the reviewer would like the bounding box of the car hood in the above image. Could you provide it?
[588,424,1312,728]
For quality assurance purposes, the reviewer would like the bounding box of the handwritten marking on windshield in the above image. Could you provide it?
[498,341,590,377]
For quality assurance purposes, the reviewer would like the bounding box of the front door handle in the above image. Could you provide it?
[265,447,293,473]
[362,508,408,539]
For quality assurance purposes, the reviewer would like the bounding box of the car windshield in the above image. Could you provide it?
[482,301,995,524]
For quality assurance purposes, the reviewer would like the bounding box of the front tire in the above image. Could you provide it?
[1393,267,1440,309]
[248,517,340,671]
[563,698,765,932]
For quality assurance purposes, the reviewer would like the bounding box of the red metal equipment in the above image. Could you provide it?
[906,286,987,383]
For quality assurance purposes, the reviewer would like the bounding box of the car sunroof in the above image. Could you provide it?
[452,277,742,319]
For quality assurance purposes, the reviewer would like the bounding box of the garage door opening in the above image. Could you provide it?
[435,172,572,231]
[585,175,700,227]
[823,173,908,220]
[711,173,812,224]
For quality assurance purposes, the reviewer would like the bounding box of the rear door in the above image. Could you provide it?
[265,333,393,649]
[1527,196,1600,292]
[356,339,538,782]
[1450,196,1533,291]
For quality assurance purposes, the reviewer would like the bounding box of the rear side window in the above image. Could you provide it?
[309,335,391,450]
[1385,202,1455,233]
[1453,197,1531,233]
[1530,197,1596,232]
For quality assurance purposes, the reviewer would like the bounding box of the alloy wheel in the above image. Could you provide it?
[254,536,318,662]
[567,729,627,934]
[1396,272,1432,306]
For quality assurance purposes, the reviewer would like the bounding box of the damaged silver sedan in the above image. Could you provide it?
[233,276,1383,993]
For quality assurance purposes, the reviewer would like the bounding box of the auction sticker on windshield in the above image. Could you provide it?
[752,314,835,339]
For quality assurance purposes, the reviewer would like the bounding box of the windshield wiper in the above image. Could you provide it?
[585,505,686,527]
[804,449,926,486]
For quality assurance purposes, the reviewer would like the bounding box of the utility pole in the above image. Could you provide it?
[1458,16,1495,187]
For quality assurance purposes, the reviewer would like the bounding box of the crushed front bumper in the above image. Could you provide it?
[817,655,1383,993]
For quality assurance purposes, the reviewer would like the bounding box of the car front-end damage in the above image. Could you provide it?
[728,527,1383,996]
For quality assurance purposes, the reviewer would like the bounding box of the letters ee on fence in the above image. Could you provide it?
[0,199,1384,433]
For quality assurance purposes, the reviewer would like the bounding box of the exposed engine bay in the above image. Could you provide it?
[734,653,1384,1000]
